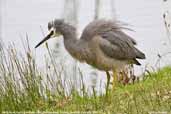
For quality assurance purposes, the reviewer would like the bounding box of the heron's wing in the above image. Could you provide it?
[96,31,145,61]
[81,19,145,61]
[81,19,137,45]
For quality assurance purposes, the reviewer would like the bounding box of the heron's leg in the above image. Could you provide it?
[105,71,110,96]
[112,69,118,89]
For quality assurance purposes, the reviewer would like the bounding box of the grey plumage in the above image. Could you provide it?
[36,19,145,70]
[35,19,145,93]
[81,19,145,67]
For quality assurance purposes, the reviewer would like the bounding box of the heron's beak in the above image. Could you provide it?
[35,31,54,48]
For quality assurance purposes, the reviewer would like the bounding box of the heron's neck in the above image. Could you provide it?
[61,24,78,47]
[63,34,79,53]
[61,24,84,60]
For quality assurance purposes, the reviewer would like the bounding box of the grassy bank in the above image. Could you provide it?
[0,43,171,114]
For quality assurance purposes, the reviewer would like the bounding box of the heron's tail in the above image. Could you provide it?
[134,48,146,59]
[133,59,141,65]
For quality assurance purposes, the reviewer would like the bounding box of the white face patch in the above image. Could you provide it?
[49,27,61,38]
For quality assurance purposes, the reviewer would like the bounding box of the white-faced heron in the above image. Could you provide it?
[35,19,145,94]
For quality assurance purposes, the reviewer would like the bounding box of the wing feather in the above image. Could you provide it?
[98,32,137,60]
[81,19,137,45]
[81,19,145,61]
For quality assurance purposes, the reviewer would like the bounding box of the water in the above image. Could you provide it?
[1,0,171,91]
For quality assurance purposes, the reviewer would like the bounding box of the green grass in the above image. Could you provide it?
[0,42,171,114]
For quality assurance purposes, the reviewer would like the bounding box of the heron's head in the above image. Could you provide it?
[35,19,64,48]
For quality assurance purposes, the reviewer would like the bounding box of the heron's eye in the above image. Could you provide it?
[51,30,54,34]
